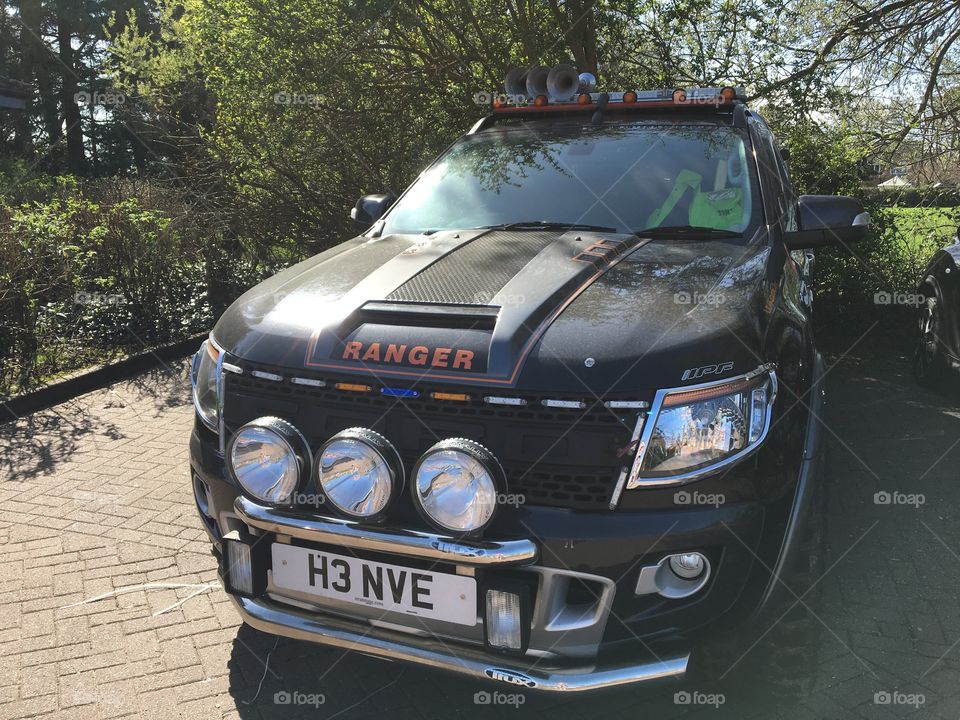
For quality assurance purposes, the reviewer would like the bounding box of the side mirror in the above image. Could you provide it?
[350,193,395,226]
[784,195,870,250]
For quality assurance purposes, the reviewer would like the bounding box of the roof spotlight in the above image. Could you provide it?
[578,72,597,93]
[672,88,687,103]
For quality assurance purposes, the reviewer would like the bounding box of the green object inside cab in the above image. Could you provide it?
[646,168,745,231]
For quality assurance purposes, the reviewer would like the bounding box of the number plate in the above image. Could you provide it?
[270,544,477,626]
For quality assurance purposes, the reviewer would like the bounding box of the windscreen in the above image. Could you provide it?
[380,122,762,237]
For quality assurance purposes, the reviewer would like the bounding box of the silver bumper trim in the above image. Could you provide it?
[234,496,538,567]
[230,594,689,692]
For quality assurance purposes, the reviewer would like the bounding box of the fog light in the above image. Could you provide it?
[486,590,522,650]
[669,552,706,579]
[226,540,254,595]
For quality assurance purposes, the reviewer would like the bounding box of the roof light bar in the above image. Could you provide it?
[490,86,745,113]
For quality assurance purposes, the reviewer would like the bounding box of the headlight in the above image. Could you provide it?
[227,417,310,504]
[412,438,505,536]
[626,366,777,488]
[191,339,222,432]
[316,428,402,520]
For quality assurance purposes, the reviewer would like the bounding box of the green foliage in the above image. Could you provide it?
[814,204,959,337]
[763,110,865,196]
[0,176,268,394]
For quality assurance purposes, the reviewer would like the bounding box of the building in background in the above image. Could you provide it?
[0,77,32,110]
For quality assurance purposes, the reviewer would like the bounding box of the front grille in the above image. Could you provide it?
[222,359,644,512]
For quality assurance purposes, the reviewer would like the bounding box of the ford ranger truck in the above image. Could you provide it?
[188,79,869,693]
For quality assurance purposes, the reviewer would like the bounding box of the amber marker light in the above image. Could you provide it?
[430,391,472,402]
[623,90,638,103]
[672,88,687,102]
[335,382,372,393]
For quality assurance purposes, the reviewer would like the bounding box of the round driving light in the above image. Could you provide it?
[412,438,505,536]
[316,428,402,520]
[669,553,706,579]
[227,417,310,505]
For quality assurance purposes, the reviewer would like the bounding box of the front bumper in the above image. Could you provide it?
[190,355,822,691]
[230,593,688,692]
[234,496,537,566]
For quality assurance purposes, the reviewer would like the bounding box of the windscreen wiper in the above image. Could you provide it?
[632,225,742,239]
[481,221,619,233]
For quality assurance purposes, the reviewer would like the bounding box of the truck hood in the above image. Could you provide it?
[213,229,774,394]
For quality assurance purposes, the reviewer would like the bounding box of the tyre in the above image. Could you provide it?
[914,285,949,387]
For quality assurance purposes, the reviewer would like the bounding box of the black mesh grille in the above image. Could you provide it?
[386,231,556,305]
[223,358,645,512]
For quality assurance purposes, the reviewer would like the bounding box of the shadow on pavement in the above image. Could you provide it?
[0,360,191,482]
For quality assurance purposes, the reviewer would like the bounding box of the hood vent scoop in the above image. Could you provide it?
[359,301,499,330]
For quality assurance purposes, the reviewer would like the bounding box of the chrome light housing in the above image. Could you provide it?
[626,365,777,488]
[315,428,402,520]
[412,438,505,536]
[190,338,223,432]
[227,417,311,505]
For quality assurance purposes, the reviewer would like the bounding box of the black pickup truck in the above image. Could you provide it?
[189,76,869,692]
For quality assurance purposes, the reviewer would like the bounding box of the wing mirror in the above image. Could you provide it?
[784,195,870,250]
[350,193,396,226]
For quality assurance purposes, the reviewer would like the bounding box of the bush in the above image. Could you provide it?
[0,175,271,395]
[813,203,959,342]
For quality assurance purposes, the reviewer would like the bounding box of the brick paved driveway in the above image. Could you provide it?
[2,347,960,719]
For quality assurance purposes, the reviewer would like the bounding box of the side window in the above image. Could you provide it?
[753,123,789,229]
[773,143,798,232]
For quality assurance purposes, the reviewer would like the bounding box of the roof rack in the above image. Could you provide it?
[490,86,746,115]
